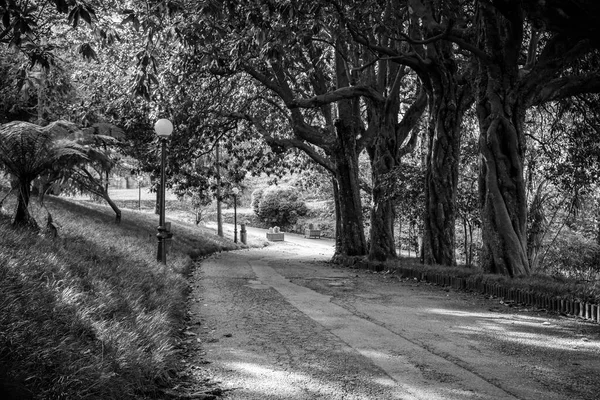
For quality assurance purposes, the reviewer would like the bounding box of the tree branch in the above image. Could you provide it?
[534,74,600,104]
[288,85,385,108]
[397,87,427,159]
[228,112,334,173]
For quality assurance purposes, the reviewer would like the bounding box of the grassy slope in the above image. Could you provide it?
[0,194,237,399]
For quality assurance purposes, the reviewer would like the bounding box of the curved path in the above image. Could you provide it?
[185,231,600,400]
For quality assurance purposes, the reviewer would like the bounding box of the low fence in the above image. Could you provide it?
[364,262,599,324]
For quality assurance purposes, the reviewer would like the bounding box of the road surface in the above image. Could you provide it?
[181,226,600,399]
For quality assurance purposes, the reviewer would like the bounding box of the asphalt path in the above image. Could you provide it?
[186,225,600,400]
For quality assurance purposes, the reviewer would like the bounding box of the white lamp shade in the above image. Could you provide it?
[154,119,173,137]
[232,187,240,195]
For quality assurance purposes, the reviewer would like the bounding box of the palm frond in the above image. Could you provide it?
[0,122,55,177]
[82,123,125,139]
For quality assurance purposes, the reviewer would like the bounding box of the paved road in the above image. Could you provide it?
[186,230,600,400]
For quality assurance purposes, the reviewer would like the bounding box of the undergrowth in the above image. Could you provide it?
[391,258,600,305]
[0,194,236,399]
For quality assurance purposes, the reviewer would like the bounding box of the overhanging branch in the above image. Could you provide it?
[229,112,334,173]
[534,74,600,104]
[288,86,385,108]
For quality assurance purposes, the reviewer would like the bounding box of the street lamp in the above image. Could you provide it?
[232,187,239,243]
[154,118,173,264]
[137,175,143,210]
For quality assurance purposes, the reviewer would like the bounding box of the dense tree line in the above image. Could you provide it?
[2,0,600,278]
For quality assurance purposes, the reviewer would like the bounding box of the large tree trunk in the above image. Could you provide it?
[331,118,367,258]
[478,107,529,276]
[421,63,469,266]
[369,181,396,261]
[414,14,472,266]
[330,44,367,259]
[476,3,530,277]
[367,73,427,262]
[367,112,398,261]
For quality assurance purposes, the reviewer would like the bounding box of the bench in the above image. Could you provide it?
[304,228,321,239]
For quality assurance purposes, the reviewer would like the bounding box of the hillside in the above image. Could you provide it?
[0,194,237,399]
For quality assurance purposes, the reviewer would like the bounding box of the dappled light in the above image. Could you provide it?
[428,308,600,353]
[202,350,508,400]
[3,1,600,398]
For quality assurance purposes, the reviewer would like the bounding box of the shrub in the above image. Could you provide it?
[255,185,308,228]
[541,230,600,282]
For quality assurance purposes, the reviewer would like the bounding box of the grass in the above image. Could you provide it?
[0,191,237,399]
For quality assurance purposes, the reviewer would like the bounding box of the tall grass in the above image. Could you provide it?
[0,193,236,399]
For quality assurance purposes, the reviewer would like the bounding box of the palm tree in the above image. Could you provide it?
[51,123,125,223]
[0,120,87,227]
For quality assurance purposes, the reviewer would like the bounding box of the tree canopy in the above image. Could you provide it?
[2,0,600,276]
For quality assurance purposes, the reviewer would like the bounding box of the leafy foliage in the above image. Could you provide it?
[541,229,600,282]
[0,120,124,226]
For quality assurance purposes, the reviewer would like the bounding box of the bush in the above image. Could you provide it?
[541,230,600,282]
[255,185,308,228]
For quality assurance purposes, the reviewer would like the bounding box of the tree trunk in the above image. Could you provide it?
[478,110,529,276]
[527,186,547,272]
[101,191,122,224]
[421,64,467,266]
[368,124,397,261]
[366,74,426,262]
[13,180,36,228]
[462,217,468,265]
[331,118,367,257]
[397,215,402,256]
[330,46,367,259]
[476,3,530,277]
[331,178,344,260]
[596,199,600,246]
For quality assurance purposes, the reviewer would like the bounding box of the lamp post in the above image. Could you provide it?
[154,118,173,264]
[137,175,143,210]
[232,187,239,243]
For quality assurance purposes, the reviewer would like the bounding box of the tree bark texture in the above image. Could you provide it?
[476,3,530,276]
[368,122,398,261]
[13,180,36,228]
[328,44,367,258]
[331,178,344,260]
[332,117,367,257]
[421,55,469,266]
